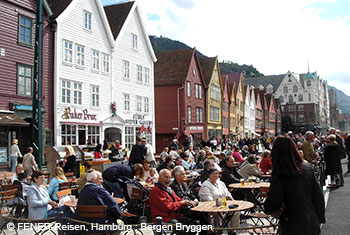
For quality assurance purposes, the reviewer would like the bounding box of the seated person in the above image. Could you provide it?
[199,168,239,234]
[181,153,196,171]
[12,172,30,217]
[48,166,67,201]
[78,171,122,224]
[170,166,197,202]
[62,146,76,173]
[27,170,65,219]
[11,164,24,183]
[156,155,174,173]
[149,169,195,223]
[200,159,215,183]
[76,161,94,193]
[232,147,245,164]
[239,155,261,180]
[146,168,159,184]
[259,150,272,174]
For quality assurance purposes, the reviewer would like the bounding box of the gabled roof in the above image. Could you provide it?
[244,75,285,93]
[299,72,317,88]
[199,57,217,87]
[46,0,72,18]
[225,73,242,95]
[104,1,134,40]
[154,49,195,87]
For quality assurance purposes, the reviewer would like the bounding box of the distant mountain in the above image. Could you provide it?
[149,35,263,77]
[329,86,350,113]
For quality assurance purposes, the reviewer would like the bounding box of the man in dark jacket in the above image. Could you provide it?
[221,156,245,200]
[102,164,135,198]
[78,171,122,225]
[156,155,174,173]
[330,128,345,186]
[345,133,350,176]
[129,136,147,165]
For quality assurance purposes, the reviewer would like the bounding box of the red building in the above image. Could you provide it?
[0,0,54,164]
[266,94,276,136]
[154,48,206,152]
[254,90,263,135]
[222,76,231,140]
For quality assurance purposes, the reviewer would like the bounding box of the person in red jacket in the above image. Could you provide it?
[149,169,194,222]
[259,150,273,174]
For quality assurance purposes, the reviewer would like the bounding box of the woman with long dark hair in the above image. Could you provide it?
[265,136,325,235]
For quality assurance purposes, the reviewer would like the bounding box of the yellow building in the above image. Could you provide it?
[199,57,223,140]
[226,73,245,139]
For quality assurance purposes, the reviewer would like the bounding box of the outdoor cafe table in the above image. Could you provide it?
[229,182,270,206]
[190,200,254,228]
[64,197,124,207]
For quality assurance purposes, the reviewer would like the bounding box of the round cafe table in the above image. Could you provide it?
[64,197,124,207]
[229,182,270,189]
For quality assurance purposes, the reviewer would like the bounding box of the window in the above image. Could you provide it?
[125,127,135,150]
[210,106,220,121]
[124,94,130,111]
[144,97,149,113]
[84,11,92,30]
[137,65,143,82]
[210,85,220,101]
[196,107,203,123]
[136,96,142,112]
[61,80,71,103]
[91,85,99,107]
[307,80,311,87]
[63,40,73,63]
[288,105,294,112]
[187,106,192,123]
[144,67,150,84]
[123,60,130,79]
[76,45,85,66]
[298,94,303,102]
[87,126,100,145]
[187,82,191,97]
[61,124,77,145]
[17,64,32,96]
[195,84,202,99]
[298,105,304,111]
[132,33,138,50]
[279,96,284,103]
[293,85,298,92]
[92,50,99,71]
[288,95,293,103]
[298,114,305,122]
[102,53,109,73]
[283,86,288,93]
[19,15,32,45]
[240,101,243,111]
[281,106,285,112]
[309,93,311,101]
[73,82,82,105]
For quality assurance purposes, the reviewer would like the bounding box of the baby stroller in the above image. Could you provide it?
[123,179,151,224]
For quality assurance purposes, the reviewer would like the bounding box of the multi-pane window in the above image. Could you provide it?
[210,85,220,100]
[63,40,73,63]
[92,50,99,71]
[61,80,71,103]
[102,53,109,73]
[307,80,311,87]
[125,127,135,150]
[123,60,130,79]
[210,106,220,121]
[73,82,82,105]
[187,81,191,97]
[144,97,149,113]
[187,106,192,123]
[288,95,293,103]
[61,124,76,145]
[132,34,138,50]
[196,107,203,123]
[144,67,150,84]
[91,86,99,107]
[18,64,32,96]
[87,126,100,145]
[298,114,305,122]
[298,94,303,102]
[76,45,84,66]
[195,84,202,99]
[293,85,298,92]
[283,86,288,93]
[136,96,142,112]
[279,96,284,103]
[19,15,32,45]
[124,93,130,111]
[298,105,304,111]
[84,11,92,30]
[137,65,143,82]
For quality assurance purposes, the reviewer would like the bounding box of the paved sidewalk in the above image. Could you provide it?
[320,159,350,235]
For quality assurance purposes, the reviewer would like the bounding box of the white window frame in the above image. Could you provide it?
[73,82,82,105]
[187,106,192,123]
[136,95,142,113]
[92,50,100,71]
[17,64,32,96]
[132,33,138,50]
[63,40,73,64]
[125,127,135,150]
[61,80,71,103]
[196,107,203,123]
[293,85,298,92]
[123,60,130,79]
[87,126,100,145]
[19,15,33,46]
[83,10,92,30]
[102,53,109,73]
[144,97,149,113]
[288,95,293,103]
[187,81,191,97]
[298,94,303,102]
[283,86,288,93]
[76,44,85,67]
[91,85,100,107]
[144,67,150,84]
[124,93,130,111]
[61,124,77,145]
[137,65,143,82]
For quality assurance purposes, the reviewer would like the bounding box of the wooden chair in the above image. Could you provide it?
[1,184,18,191]
[0,189,17,216]
[56,189,72,200]
[59,181,72,191]
[76,205,107,219]
[65,172,74,180]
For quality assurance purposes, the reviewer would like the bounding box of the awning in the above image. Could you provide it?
[0,113,29,126]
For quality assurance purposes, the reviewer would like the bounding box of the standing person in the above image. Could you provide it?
[9,139,22,172]
[324,135,342,187]
[62,146,76,173]
[264,136,325,235]
[22,147,38,177]
[329,128,345,186]
[344,133,350,176]
[142,138,155,167]
[302,131,317,164]
[129,136,147,165]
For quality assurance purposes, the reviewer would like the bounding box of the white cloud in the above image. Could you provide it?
[137,0,350,94]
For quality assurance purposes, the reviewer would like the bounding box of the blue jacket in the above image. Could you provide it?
[27,184,51,219]
[78,183,121,224]
[48,178,66,201]
[102,164,134,183]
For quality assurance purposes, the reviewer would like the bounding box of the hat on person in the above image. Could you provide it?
[287,131,293,135]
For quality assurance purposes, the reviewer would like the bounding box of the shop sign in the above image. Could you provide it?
[62,107,97,121]
[189,126,203,131]
[125,114,153,125]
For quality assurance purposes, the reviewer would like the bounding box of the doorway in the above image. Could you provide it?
[105,127,122,144]
[78,125,86,145]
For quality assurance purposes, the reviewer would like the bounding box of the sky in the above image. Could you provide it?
[101,0,350,95]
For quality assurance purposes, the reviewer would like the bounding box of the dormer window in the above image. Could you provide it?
[307,80,311,87]
[132,33,138,50]
[266,85,273,94]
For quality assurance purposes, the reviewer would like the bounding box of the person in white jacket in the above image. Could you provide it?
[199,167,240,234]
[142,138,155,167]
